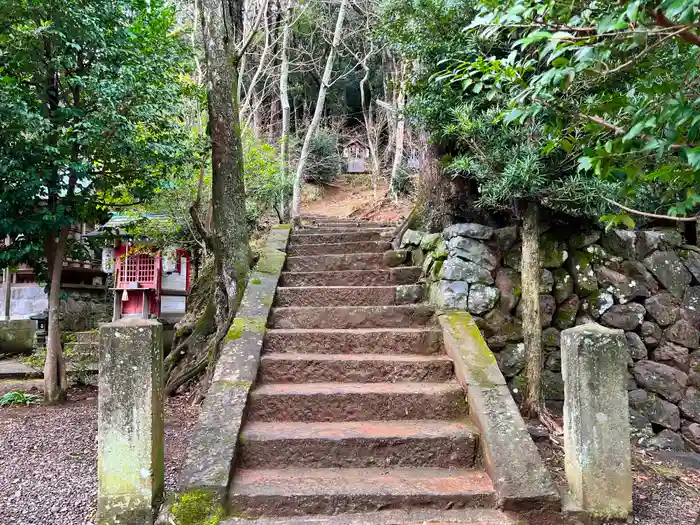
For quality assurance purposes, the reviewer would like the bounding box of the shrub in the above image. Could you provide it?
[305,129,342,184]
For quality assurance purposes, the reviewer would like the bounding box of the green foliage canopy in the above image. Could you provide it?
[443,0,700,222]
[0,0,197,270]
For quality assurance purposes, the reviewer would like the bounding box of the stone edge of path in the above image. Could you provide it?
[438,310,561,511]
[166,225,291,517]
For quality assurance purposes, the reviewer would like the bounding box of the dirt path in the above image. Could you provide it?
[0,387,198,525]
[301,179,412,223]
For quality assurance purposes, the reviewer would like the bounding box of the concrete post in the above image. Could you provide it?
[98,318,164,525]
[561,323,632,519]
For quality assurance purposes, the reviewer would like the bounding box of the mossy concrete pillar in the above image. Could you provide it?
[98,318,164,525]
[561,323,632,519]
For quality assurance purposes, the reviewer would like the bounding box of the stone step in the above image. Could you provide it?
[238,420,479,469]
[285,253,386,272]
[287,241,391,257]
[275,286,398,307]
[303,221,394,228]
[269,305,435,329]
[280,267,421,287]
[258,353,454,383]
[228,467,495,517]
[297,227,395,235]
[263,328,444,355]
[290,231,390,245]
[223,508,520,525]
[75,330,99,344]
[247,382,467,422]
[64,341,99,359]
[287,241,391,256]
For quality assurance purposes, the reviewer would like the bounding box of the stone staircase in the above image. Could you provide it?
[224,216,521,524]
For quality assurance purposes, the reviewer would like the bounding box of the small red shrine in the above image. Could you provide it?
[96,214,192,322]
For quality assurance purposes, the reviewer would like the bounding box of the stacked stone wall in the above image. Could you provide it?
[402,224,700,451]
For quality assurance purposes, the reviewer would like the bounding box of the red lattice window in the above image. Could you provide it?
[116,254,158,289]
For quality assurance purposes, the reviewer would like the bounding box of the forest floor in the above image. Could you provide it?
[529,419,700,525]
[0,385,199,525]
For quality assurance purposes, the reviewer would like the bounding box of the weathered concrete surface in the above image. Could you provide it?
[0,319,36,354]
[0,357,97,379]
[287,241,391,256]
[97,318,164,525]
[561,323,632,519]
[280,267,421,287]
[263,327,443,355]
[178,225,289,498]
[247,381,468,422]
[275,285,397,307]
[269,305,435,329]
[223,508,523,525]
[290,231,389,244]
[285,253,386,272]
[0,358,41,378]
[438,311,560,511]
[258,353,454,383]
[238,420,479,468]
[228,467,495,517]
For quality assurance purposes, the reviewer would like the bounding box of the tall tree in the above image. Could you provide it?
[279,0,294,221]
[164,0,269,395]
[0,0,194,403]
[290,0,349,223]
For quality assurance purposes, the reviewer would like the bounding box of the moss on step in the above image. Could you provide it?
[440,311,500,388]
[170,490,223,525]
[225,316,267,341]
[255,248,286,275]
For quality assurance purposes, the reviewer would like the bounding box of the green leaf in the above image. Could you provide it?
[503,108,523,123]
[685,147,700,169]
[578,156,593,172]
[622,121,646,142]
[516,31,553,48]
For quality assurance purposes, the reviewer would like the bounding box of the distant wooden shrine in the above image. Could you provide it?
[342,140,369,173]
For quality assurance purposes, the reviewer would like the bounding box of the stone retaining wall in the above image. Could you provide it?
[1,283,110,332]
[402,224,700,451]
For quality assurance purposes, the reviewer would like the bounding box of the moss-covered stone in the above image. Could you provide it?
[170,490,223,525]
[439,311,503,388]
[419,233,442,252]
[251,279,262,285]
[429,260,444,281]
[383,250,408,267]
[539,234,569,268]
[270,224,292,230]
[255,248,286,274]
[567,251,598,297]
[225,316,267,340]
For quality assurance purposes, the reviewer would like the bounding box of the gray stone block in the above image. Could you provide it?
[561,323,632,519]
[98,318,164,525]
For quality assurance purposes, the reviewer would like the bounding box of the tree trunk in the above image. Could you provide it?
[520,201,543,418]
[290,0,348,223]
[360,64,380,198]
[199,0,251,339]
[389,63,407,199]
[278,0,293,222]
[44,228,69,404]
